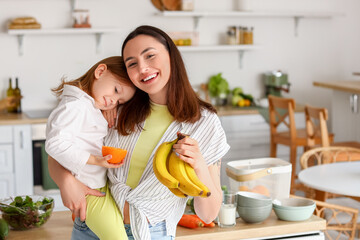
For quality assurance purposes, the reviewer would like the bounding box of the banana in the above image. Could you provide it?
[168,151,203,197]
[168,188,187,198]
[184,163,211,197]
[153,139,180,189]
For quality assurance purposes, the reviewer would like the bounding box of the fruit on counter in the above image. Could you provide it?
[102,146,127,164]
[191,215,216,227]
[0,218,9,240]
[178,214,204,229]
[251,185,270,196]
[237,184,270,196]
[231,86,254,107]
[153,132,211,197]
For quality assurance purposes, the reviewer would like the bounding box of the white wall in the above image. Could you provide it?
[0,0,359,114]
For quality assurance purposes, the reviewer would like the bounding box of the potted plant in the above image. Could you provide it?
[208,73,230,106]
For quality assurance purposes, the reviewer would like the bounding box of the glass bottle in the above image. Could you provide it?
[243,27,250,44]
[227,26,237,45]
[14,77,22,113]
[238,26,244,44]
[6,78,15,113]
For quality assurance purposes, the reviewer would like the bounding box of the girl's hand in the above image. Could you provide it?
[61,176,105,221]
[172,136,207,172]
[87,154,124,168]
[102,107,117,128]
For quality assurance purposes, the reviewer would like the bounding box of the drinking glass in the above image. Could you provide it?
[218,193,237,227]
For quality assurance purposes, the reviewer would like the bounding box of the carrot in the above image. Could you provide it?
[178,214,204,229]
[191,215,216,228]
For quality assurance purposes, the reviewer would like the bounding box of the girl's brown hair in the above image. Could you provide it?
[52,56,131,98]
[117,25,216,135]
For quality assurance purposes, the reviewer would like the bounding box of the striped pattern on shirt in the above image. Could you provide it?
[106,109,230,240]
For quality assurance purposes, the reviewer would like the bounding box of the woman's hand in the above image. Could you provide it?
[61,176,105,221]
[48,156,105,221]
[87,154,125,169]
[102,107,117,128]
[172,136,207,173]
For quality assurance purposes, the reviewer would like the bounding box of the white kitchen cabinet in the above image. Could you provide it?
[0,125,33,198]
[331,91,360,142]
[219,112,305,187]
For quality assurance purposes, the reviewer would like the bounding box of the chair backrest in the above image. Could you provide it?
[268,95,297,140]
[314,198,358,240]
[300,146,360,169]
[304,105,330,147]
[290,195,358,240]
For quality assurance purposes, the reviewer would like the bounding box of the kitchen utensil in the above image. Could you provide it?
[236,191,272,207]
[237,204,272,223]
[263,70,290,97]
[151,0,163,11]
[162,0,181,11]
[273,198,316,221]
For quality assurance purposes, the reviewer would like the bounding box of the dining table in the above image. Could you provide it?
[298,161,360,201]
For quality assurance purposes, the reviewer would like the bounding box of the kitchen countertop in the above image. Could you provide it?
[5,211,326,240]
[0,104,305,125]
[313,80,360,94]
[0,112,48,125]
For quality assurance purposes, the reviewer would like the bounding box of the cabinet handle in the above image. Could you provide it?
[350,94,358,114]
[20,131,24,149]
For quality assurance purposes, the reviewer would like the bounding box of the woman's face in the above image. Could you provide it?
[123,34,171,105]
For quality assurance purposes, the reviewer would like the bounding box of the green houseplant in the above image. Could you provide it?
[208,73,229,106]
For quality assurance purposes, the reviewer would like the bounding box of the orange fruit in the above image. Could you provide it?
[238,185,250,191]
[102,146,127,164]
[251,185,270,196]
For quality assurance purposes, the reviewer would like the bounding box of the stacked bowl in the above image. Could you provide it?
[272,198,316,221]
[236,191,272,223]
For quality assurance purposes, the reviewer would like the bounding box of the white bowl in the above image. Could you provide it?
[236,191,272,207]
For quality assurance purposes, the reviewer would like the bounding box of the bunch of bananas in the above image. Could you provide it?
[153,133,211,198]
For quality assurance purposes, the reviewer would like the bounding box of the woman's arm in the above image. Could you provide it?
[48,156,105,221]
[172,137,222,223]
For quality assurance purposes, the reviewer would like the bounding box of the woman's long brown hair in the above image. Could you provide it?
[52,56,132,98]
[117,25,216,135]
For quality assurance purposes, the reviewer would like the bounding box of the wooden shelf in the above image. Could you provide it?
[178,44,260,68]
[156,10,344,36]
[157,10,344,18]
[7,28,124,56]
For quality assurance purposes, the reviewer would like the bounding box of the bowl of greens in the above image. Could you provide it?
[0,195,54,230]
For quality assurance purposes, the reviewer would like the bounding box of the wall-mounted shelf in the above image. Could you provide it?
[7,28,124,56]
[178,44,260,68]
[156,10,344,36]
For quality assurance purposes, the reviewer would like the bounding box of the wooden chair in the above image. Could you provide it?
[291,195,359,240]
[268,95,324,193]
[305,105,360,149]
[300,146,360,237]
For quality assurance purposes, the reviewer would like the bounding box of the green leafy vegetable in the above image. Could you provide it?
[208,73,229,98]
[0,196,54,230]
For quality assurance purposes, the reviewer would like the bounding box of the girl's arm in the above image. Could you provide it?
[172,137,222,223]
[48,156,105,221]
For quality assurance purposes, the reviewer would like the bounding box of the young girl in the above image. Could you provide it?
[45,56,135,240]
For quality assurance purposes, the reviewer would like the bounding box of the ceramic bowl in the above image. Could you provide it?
[272,198,316,221]
[236,191,272,207]
[237,204,272,223]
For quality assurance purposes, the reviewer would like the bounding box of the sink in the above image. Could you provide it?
[25,109,52,119]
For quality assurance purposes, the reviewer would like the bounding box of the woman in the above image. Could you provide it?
[48,25,230,240]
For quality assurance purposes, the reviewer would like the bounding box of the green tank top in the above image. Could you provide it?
[126,102,173,189]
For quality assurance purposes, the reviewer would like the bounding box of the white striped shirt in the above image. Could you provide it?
[106,109,230,240]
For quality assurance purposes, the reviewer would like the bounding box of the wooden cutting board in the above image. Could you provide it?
[161,0,181,11]
[151,0,163,11]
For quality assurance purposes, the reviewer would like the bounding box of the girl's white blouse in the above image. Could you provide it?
[45,85,108,189]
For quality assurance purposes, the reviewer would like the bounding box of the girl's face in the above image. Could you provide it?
[92,66,135,110]
[123,34,171,105]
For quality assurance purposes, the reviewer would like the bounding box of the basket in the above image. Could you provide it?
[226,158,291,199]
